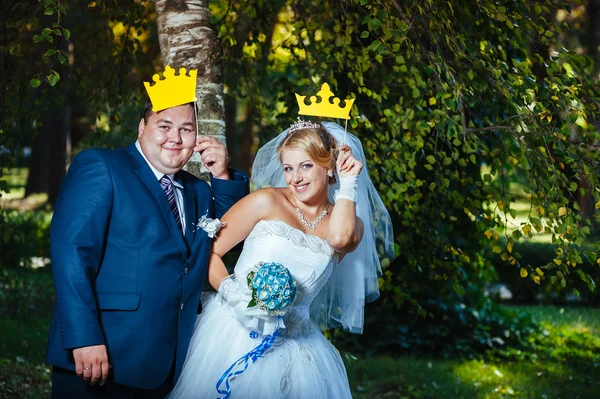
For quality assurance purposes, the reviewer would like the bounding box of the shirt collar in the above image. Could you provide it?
[135,140,183,188]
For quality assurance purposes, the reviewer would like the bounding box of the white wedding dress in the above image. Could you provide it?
[167,220,352,399]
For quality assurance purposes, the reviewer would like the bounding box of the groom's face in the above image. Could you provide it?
[138,104,196,175]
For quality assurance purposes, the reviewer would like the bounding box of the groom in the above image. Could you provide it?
[46,66,249,398]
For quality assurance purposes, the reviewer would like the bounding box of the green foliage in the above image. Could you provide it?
[0,211,50,271]
[335,292,541,359]
[213,0,600,312]
[1,0,158,186]
[493,241,600,303]
[0,267,55,318]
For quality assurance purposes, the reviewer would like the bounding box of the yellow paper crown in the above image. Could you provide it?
[143,65,198,112]
[295,83,354,120]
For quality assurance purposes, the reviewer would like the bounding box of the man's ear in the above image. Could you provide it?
[138,118,145,138]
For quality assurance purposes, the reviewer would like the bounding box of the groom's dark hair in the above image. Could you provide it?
[143,101,195,123]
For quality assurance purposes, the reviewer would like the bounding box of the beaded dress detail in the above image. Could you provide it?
[167,220,352,399]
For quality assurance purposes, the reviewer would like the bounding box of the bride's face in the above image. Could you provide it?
[281,148,330,203]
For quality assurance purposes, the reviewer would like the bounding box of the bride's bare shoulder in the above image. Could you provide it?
[242,187,288,208]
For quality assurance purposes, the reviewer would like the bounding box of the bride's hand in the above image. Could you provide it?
[336,145,363,178]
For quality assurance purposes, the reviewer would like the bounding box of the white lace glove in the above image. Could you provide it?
[334,175,358,203]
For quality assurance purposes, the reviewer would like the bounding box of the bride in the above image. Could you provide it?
[167,120,394,398]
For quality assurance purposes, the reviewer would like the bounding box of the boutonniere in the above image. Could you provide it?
[195,215,226,238]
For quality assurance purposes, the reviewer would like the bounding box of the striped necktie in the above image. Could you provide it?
[160,175,183,235]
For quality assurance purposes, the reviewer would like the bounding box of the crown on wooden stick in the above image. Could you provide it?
[143,65,198,112]
[295,83,354,120]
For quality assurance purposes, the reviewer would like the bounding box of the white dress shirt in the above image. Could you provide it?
[135,141,186,235]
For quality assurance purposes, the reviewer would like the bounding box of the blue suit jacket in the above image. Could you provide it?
[46,143,248,389]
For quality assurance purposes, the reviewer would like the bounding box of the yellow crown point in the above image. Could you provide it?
[143,65,198,112]
[295,83,355,120]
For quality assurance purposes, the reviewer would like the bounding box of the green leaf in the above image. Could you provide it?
[44,49,57,56]
[468,70,475,80]
[30,78,41,88]
[360,0,369,4]
[368,40,381,52]
[44,7,54,15]
[369,18,382,31]
[360,31,369,39]
[426,155,436,164]
[33,35,44,43]
[534,5,542,13]
[58,54,67,64]
[42,28,52,36]
[48,73,59,86]
[453,283,465,296]
[53,29,62,36]
[62,29,71,40]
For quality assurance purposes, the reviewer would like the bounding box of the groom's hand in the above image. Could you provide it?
[73,344,110,386]
[194,136,230,180]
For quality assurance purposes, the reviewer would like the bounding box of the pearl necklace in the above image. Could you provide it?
[296,205,328,231]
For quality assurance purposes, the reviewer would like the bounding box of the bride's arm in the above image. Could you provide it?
[207,188,276,290]
[327,145,365,255]
[328,200,364,256]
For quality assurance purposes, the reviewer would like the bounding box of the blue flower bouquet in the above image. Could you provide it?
[246,261,296,316]
[216,262,296,398]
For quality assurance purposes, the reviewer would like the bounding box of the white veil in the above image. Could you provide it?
[251,121,395,334]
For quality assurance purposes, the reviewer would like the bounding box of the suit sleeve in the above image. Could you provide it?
[210,169,249,218]
[50,149,113,350]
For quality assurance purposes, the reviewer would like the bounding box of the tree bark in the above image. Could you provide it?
[25,127,49,196]
[587,0,600,76]
[153,0,225,180]
[240,101,255,175]
[47,103,69,206]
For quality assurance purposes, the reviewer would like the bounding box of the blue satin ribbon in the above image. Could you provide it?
[216,329,281,398]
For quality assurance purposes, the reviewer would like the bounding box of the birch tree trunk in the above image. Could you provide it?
[153,0,225,179]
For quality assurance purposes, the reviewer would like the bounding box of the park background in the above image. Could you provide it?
[2,0,600,397]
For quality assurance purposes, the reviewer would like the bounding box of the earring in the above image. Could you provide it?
[327,171,334,177]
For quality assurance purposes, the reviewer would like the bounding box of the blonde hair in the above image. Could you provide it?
[277,125,338,183]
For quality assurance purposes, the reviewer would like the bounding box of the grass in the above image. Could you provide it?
[345,305,600,399]
[0,168,48,209]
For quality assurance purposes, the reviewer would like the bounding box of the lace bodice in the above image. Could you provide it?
[217,220,335,336]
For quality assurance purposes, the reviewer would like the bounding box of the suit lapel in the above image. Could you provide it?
[126,144,186,252]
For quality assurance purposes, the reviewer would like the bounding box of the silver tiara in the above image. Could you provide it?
[288,118,321,134]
